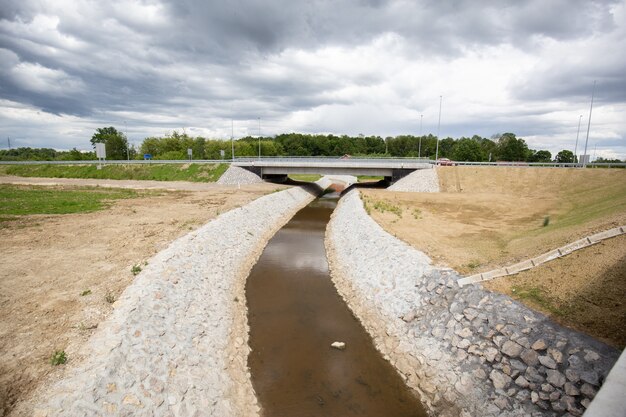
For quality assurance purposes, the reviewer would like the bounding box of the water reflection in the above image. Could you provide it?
[246,192,426,417]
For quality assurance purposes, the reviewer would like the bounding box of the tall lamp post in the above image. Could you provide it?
[435,96,442,162]
[574,114,582,166]
[231,118,235,161]
[418,114,423,158]
[258,117,261,159]
[124,121,129,163]
[582,80,596,168]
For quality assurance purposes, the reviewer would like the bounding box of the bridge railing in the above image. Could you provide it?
[432,161,626,168]
[0,157,623,168]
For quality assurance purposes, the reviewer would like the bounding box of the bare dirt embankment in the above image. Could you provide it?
[362,166,626,347]
[0,177,285,417]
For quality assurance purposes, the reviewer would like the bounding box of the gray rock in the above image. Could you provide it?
[549,391,561,401]
[455,327,473,338]
[548,348,563,364]
[565,369,580,383]
[457,339,471,349]
[520,349,539,366]
[531,391,539,403]
[568,355,584,369]
[564,382,580,396]
[525,367,544,383]
[538,355,557,369]
[584,350,600,362]
[531,339,547,351]
[490,370,512,390]
[552,399,566,412]
[483,347,498,362]
[580,370,599,386]
[516,337,530,349]
[510,359,526,371]
[580,383,597,397]
[493,396,510,410]
[546,369,566,388]
[514,376,529,388]
[502,341,523,358]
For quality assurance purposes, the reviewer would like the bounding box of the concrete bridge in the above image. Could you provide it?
[233,157,432,183]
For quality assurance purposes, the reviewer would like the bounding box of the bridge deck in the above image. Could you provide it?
[234,158,431,176]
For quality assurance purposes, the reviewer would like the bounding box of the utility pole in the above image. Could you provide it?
[574,114,582,165]
[583,80,596,168]
[418,114,423,158]
[435,96,442,162]
[258,117,261,159]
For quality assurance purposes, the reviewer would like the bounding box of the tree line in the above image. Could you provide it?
[1,127,623,163]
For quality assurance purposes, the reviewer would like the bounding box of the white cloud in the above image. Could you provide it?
[0,0,624,159]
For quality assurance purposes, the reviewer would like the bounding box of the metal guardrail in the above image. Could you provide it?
[0,159,228,165]
[432,161,626,168]
[0,158,623,168]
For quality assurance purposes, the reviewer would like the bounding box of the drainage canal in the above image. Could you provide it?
[246,192,426,416]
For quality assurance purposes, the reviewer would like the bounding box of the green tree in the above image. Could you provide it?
[495,133,529,161]
[528,150,552,162]
[91,127,130,160]
[555,150,575,163]
[452,138,483,161]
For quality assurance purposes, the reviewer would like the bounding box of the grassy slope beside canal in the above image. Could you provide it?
[362,166,626,347]
[0,163,228,182]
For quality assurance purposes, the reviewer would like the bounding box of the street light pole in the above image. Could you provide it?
[258,117,261,159]
[125,121,129,163]
[582,80,596,168]
[231,118,235,161]
[418,114,423,158]
[435,96,442,162]
[574,114,582,166]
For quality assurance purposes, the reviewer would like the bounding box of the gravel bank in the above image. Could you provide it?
[217,165,263,185]
[33,184,321,417]
[388,167,440,192]
[326,189,619,417]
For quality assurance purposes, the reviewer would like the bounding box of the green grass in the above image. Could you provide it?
[50,350,67,366]
[131,264,142,275]
[289,174,322,182]
[511,285,570,317]
[357,175,384,182]
[372,199,403,218]
[0,185,146,218]
[0,163,228,182]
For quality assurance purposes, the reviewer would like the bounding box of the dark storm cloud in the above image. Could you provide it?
[0,0,624,157]
[513,60,626,104]
[0,0,621,118]
[159,0,620,58]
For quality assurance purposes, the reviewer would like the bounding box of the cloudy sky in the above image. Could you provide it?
[1,0,625,159]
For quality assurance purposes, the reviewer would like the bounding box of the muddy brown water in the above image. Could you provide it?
[246,194,427,417]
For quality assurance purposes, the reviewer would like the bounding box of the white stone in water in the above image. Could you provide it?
[331,341,346,350]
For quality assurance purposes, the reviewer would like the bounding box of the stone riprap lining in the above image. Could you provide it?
[387,167,440,192]
[34,184,320,417]
[326,189,619,417]
[217,165,263,185]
